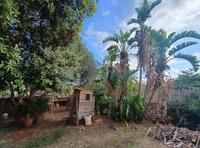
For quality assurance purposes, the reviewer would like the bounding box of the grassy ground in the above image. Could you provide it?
[0,115,167,148]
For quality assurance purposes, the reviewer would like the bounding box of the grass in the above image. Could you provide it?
[21,127,67,148]
[0,127,16,139]
[0,127,67,148]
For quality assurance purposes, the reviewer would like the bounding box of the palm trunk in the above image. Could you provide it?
[138,67,142,96]
[146,86,158,111]
[119,51,128,100]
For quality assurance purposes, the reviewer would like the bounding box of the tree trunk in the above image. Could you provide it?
[29,86,36,99]
[9,82,16,106]
[138,67,142,96]
[146,86,158,111]
[119,51,128,100]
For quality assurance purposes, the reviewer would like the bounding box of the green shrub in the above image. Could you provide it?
[34,98,49,115]
[167,96,200,130]
[16,99,35,118]
[97,93,144,123]
[119,93,144,122]
[16,98,49,118]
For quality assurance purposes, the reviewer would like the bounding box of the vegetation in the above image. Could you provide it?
[21,128,66,148]
[168,95,200,130]
[103,30,136,99]
[145,29,200,106]
[0,0,98,100]
[127,0,162,96]
[97,93,144,123]
[0,0,200,145]
[174,69,200,89]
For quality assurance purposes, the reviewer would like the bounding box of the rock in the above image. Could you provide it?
[2,113,8,119]
[103,108,109,114]
[191,134,198,144]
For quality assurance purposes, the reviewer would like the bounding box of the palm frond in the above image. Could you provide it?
[174,53,200,72]
[103,36,118,43]
[127,18,138,25]
[149,0,162,12]
[169,41,198,56]
[128,37,136,46]
[168,31,200,45]
[167,32,176,41]
[129,27,137,35]
[106,45,119,51]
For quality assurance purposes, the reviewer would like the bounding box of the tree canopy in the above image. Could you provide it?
[0,0,98,98]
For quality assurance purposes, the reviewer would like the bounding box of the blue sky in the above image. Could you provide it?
[82,0,200,77]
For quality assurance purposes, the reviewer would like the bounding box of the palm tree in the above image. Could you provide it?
[127,0,162,96]
[147,29,200,106]
[103,29,135,100]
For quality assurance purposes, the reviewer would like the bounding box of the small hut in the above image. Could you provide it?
[70,89,95,125]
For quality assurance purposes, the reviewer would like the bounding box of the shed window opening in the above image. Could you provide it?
[86,94,90,100]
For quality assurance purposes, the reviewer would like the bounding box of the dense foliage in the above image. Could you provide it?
[167,95,200,130]
[16,98,49,118]
[97,93,144,123]
[0,0,97,98]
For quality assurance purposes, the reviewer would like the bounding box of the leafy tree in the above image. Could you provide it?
[0,0,97,97]
[0,39,25,102]
[79,52,97,84]
[128,0,162,95]
[0,0,25,102]
[147,28,200,105]
[174,69,200,89]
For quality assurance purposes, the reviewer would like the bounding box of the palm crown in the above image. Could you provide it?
[149,29,200,74]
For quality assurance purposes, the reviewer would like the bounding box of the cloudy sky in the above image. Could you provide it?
[82,0,200,78]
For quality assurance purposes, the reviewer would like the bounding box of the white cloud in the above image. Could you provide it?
[193,52,200,60]
[83,23,111,60]
[167,68,182,78]
[147,0,200,32]
[102,11,111,16]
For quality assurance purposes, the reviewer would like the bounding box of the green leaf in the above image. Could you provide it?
[168,31,200,45]
[174,53,200,72]
[169,41,198,56]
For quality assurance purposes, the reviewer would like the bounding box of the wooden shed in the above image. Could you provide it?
[70,89,95,125]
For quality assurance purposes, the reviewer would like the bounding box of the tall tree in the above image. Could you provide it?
[0,0,97,98]
[103,29,135,100]
[147,29,200,105]
[128,0,162,95]
[0,0,25,103]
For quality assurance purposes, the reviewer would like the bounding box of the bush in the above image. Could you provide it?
[16,98,49,118]
[119,93,144,122]
[167,96,200,130]
[16,100,35,119]
[97,93,144,123]
[34,98,49,115]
